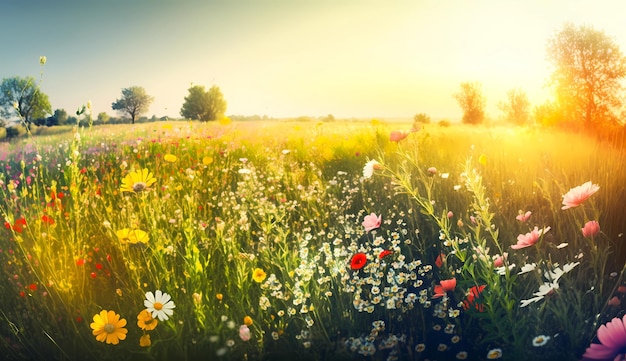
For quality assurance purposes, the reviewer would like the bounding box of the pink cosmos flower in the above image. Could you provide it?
[433,278,456,298]
[582,220,601,238]
[362,213,382,232]
[562,181,599,210]
[511,226,551,250]
[582,314,626,360]
[389,130,409,142]
[239,325,251,341]
[516,211,532,223]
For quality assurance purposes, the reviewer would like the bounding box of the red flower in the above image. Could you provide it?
[42,215,55,225]
[350,253,367,270]
[76,258,85,266]
[433,278,456,298]
[379,250,393,259]
[463,285,486,312]
[435,253,445,268]
[5,217,27,233]
[28,283,37,291]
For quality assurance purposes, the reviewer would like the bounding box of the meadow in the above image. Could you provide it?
[0,120,625,361]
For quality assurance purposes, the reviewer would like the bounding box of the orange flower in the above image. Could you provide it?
[136,309,158,331]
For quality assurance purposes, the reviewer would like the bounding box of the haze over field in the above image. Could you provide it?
[1,0,625,121]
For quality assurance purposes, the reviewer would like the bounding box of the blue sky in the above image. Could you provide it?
[1,0,625,120]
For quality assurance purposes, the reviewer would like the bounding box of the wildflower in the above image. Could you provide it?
[120,168,156,193]
[252,268,267,283]
[493,253,507,267]
[415,344,426,352]
[363,160,381,179]
[518,263,537,275]
[532,335,550,347]
[41,215,55,225]
[511,226,550,250]
[447,211,453,219]
[456,351,468,359]
[516,211,532,223]
[435,253,445,268]
[163,154,177,162]
[561,181,599,210]
[243,316,253,326]
[139,334,151,347]
[39,56,47,65]
[4,217,27,233]
[239,325,251,341]
[379,249,393,259]
[390,130,409,142]
[350,253,367,270]
[478,154,487,166]
[463,285,486,311]
[136,309,158,331]
[90,310,127,345]
[433,278,456,298]
[486,348,502,359]
[427,167,437,175]
[582,220,600,238]
[362,213,381,232]
[116,228,149,245]
[144,290,176,321]
[582,314,626,360]
[608,296,620,307]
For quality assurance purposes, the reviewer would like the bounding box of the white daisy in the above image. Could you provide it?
[363,160,380,179]
[145,290,176,321]
[532,335,550,347]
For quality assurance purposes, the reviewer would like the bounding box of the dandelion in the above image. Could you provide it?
[511,226,550,250]
[561,181,599,209]
[532,335,550,347]
[116,228,149,245]
[362,213,381,232]
[144,290,176,321]
[120,168,156,193]
[90,310,127,345]
[163,154,177,162]
[363,160,381,179]
[139,334,151,347]
[136,309,158,331]
[582,220,600,238]
[350,253,367,270]
[433,278,456,298]
[486,348,502,359]
[582,314,626,360]
[252,268,267,283]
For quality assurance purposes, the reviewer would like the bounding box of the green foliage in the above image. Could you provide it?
[499,87,531,125]
[454,81,486,124]
[547,22,626,130]
[413,112,431,125]
[111,86,154,124]
[180,85,227,121]
[0,76,52,126]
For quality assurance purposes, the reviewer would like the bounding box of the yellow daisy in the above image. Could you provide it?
[136,309,158,331]
[163,154,177,163]
[120,168,156,193]
[90,310,127,345]
[252,268,267,283]
[116,228,149,245]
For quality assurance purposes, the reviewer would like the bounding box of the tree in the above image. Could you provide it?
[453,81,486,124]
[413,113,431,124]
[97,112,110,124]
[499,88,531,125]
[546,23,626,130]
[111,86,154,124]
[180,85,227,121]
[0,76,52,128]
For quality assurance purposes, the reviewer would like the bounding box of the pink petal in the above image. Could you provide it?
[583,342,619,359]
[598,316,626,350]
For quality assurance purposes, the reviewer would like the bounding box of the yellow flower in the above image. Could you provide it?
[90,310,127,345]
[139,334,151,347]
[216,293,223,301]
[116,228,149,245]
[252,268,266,283]
[39,56,47,65]
[163,154,177,163]
[243,316,253,326]
[202,156,213,165]
[136,309,158,331]
[120,168,156,193]
[478,154,487,166]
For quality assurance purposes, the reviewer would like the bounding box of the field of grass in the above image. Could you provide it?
[0,120,624,361]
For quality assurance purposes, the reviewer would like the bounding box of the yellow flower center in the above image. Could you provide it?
[133,182,147,192]
[103,323,116,334]
[154,302,163,311]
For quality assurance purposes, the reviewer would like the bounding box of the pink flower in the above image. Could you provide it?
[239,325,251,341]
[447,211,453,219]
[493,253,507,268]
[608,296,621,307]
[562,181,599,210]
[389,130,409,142]
[362,213,382,232]
[516,211,532,223]
[582,314,626,360]
[582,220,600,238]
[427,167,437,175]
[433,278,456,298]
[511,226,550,250]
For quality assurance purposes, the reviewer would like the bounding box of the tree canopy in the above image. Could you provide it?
[547,23,626,130]
[0,76,51,126]
[499,88,531,125]
[453,81,486,124]
[180,85,227,121]
[111,86,154,124]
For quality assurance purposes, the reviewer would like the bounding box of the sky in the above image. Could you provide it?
[1,0,625,121]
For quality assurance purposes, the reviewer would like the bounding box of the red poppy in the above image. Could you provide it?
[28,283,37,291]
[379,250,393,259]
[5,217,26,233]
[433,278,456,298]
[463,285,486,312]
[42,215,55,225]
[435,253,445,268]
[350,253,367,270]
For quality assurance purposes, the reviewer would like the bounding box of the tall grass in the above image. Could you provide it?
[0,120,624,360]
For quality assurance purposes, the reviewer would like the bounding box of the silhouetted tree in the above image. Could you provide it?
[0,76,51,128]
[112,86,154,124]
[547,23,626,130]
[453,82,485,124]
[180,85,227,121]
[499,88,531,125]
